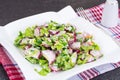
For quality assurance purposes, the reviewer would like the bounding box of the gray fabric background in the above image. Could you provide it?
[0,0,120,80]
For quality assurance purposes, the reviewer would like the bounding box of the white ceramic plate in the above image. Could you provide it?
[0,6,120,80]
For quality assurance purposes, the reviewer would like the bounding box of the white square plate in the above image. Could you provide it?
[0,6,120,80]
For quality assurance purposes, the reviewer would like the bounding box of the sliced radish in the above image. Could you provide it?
[50,64,60,72]
[54,51,60,56]
[86,55,95,63]
[42,50,56,64]
[68,48,73,54]
[34,27,40,37]
[68,39,74,45]
[74,49,80,53]
[73,33,77,42]
[41,42,50,48]
[70,42,81,49]
[76,33,85,42]
[90,50,102,59]
[24,44,32,50]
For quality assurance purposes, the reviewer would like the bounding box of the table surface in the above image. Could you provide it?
[0,0,120,80]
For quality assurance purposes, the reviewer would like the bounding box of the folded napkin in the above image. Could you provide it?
[0,3,120,80]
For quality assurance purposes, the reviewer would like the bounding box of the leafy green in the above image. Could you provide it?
[26,57,39,64]
[35,65,51,76]
[50,35,58,42]
[92,43,100,50]
[39,59,48,66]
[14,31,24,47]
[58,24,65,31]
[24,27,34,37]
[34,37,42,46]
[77,59,87,65]
[77,54,87,65]
[62,61,73,70]
[66,25,75,32]
[40,27,49,36]
[48,21,58,30]
[35,58,51,76]
[41,37,53,46]
[81,45,94,52]
[55,53,74,70]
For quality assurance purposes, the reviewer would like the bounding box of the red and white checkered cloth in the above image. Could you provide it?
[0,3,120,80]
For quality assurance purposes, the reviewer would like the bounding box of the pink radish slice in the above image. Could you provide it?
[41,43,50,48]
[49,65,60,72]
[24,44,32,50]
[76,34,85,42]
[34,27,40,37]
[70,42,81,50]
[42,50,56,64]
[68,39,74,45]
[73,33,77,42]
[54,51,60,56]
[68,48,73,54]
[87,55,95,63]
[74,49,80,53]
[90,50,102,59]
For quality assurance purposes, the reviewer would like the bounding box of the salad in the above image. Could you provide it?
[14,21,103,76]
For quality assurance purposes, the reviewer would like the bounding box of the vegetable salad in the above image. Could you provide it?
[14,21,103,76]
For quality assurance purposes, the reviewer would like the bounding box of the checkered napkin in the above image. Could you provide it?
[0,3,120,80]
